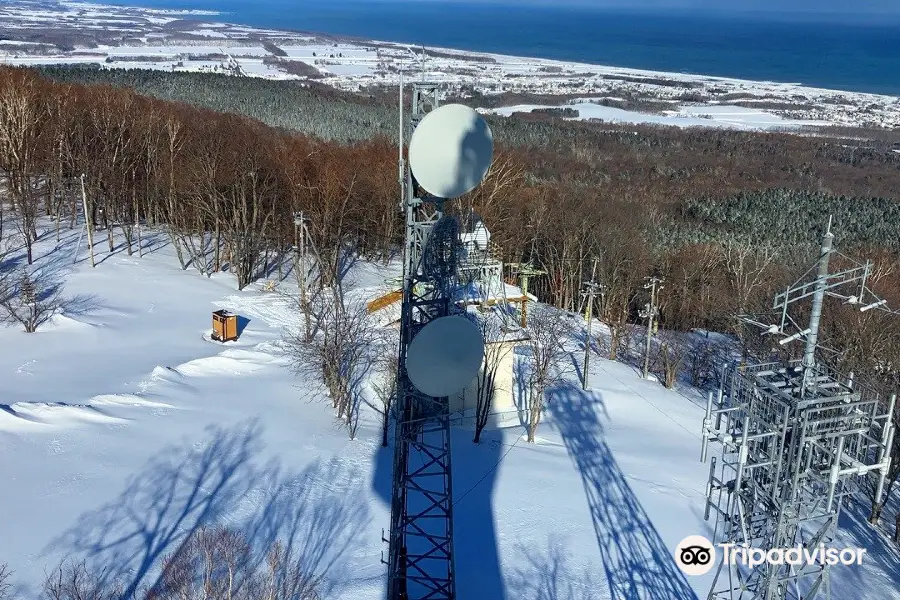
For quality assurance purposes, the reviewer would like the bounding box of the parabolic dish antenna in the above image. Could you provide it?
[408,104,494,199]
[405,315,485,398]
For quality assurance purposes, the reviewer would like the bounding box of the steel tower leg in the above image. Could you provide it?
[386,83,458,600]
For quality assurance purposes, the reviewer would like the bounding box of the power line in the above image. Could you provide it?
[452,432,524,507]
[639,276,663,380]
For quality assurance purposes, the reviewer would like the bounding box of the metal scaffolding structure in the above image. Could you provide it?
[385,81,458,600]
[700,223,897,600]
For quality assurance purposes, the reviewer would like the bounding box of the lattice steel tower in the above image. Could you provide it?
[385,81,457,600]
[701,222,897,600]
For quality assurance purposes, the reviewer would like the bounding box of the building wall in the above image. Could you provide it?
[450,341,518,421]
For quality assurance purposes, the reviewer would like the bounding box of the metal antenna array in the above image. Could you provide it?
[700,222,898,600]
[386,82,493,600]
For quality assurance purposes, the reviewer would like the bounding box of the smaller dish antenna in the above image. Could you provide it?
[408,104,494,199]
[405,315,485,397]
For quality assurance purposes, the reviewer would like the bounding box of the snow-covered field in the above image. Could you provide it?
[480,102,833,131]
[2,0,900,131]
[1,217,900,599]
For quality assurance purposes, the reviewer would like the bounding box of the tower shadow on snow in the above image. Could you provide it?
[548,382,698,600]
[372,413,504,599]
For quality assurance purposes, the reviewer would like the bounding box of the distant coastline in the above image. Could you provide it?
[3,0,900,131]
[85,0,900,97]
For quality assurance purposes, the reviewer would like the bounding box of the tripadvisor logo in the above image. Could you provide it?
[674,535,868,576]
[675,535,716,576]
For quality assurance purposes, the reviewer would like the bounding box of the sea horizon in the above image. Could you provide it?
[82,0,900,96]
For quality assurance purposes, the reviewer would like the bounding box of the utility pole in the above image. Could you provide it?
[293,211,312,342]
[508,262,545,328]
[640,276,663,380]
[581,257,603,390]
[80,173,95,268]
[133,168,142,258]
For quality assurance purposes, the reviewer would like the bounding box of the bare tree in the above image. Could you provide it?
[521,305,573,443]
[0,71,47,266]
[43,560,129,600]
[155,525,254,600]
[0,266,63,333]
[721,239,778,356]
[686,333,729,389]
[474,313,515,444]
[153,525,324,600]
[654,330,691,389]
[287,289,372,439]
[594,224,647,362]
[0,564,12,600]
[371,350,397,447]
[260,539,322,600]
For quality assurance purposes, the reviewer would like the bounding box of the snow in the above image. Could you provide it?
[481,102,830,131]
[1,219,899,599]
[190,29,229,39]
[1,1,899,130]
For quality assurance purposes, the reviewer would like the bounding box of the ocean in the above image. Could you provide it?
[99,0,900,96]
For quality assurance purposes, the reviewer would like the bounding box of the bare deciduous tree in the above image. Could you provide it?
[0,70,47,265]
[654,330,691,389]
[686,333,729,389]
[0,564,12,600]
[153,525,323,600]
[43,560,129,600]
[261,539,322,600]
[0,266,63,332]
[474,313,514,444]
[521,306,572,443]
[371,350,397,448]
[287,288,372,439]
[155,525,254,600]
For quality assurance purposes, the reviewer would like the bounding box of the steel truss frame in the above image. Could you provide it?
[702,360,894,600]
[385,82,459,600]
[701,224,897,600]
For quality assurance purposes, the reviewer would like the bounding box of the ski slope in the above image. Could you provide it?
[1,224,899,599]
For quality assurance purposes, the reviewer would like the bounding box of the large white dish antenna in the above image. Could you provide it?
[408,104,494,199]
[405,315,485,398]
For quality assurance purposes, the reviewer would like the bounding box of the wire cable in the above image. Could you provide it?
[453,428,524,506]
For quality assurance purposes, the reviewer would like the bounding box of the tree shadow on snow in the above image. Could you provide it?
[507,535,604,600]
[548,382,698,600]
[44,418,371,599]
[830,500,900,597]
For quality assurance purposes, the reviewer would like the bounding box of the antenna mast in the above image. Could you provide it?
[800,216,833,394]
[385,86,494,600]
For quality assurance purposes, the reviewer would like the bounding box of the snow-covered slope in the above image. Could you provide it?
[0,224,899,599]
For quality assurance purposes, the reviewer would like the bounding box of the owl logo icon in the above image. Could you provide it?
[675,535,716,576]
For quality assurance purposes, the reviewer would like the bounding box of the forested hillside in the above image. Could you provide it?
[5,64,900,395]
